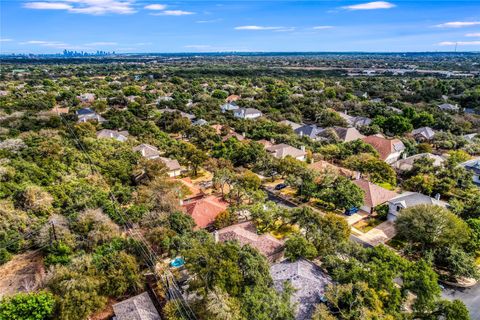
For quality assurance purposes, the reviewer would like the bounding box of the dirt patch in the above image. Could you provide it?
[0,251,46,298]
[90,298,117,320]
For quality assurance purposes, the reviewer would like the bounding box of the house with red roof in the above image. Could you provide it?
[352,179,398,213]
[182,195,229,229]
[362,134,405,164]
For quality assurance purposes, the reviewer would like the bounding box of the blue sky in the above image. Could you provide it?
[1,1,480,53]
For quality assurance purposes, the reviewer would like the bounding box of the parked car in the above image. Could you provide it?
[274,183,287,190]
[344,207,359,216]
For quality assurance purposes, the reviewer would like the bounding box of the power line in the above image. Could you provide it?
[58,114,197,320]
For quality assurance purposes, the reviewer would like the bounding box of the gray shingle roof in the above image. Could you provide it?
[270,259,332,320]
[294,124,324,139]
[113,292,161,320]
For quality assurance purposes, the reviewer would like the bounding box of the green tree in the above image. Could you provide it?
[284,235,318,261]
[0,291,56,320]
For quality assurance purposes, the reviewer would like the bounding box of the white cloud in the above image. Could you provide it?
[24,2,72,10]
[235,25,293,31]
[438,41,480,46]
[342,1,396,10]
[23,0,136,15]
[435,21,480,28]
[313,26,334,30]
[84,42,118,46]
[196,18,222,23]
[20,40,68,48]
[144,4,167,10]
[0,38,13,42]
[465,33,480,37]
[153,10,195,16]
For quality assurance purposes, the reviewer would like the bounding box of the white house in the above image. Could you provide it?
[159,157,182,177]
[221,102,239,113]
[460,158,480,187]
[233,108,263,120]
[96,129,129,142]
[78,93,95,103]
[133,144,161,160]
[387,192,447,222]
[266,143,306,161]
[438,103,459,112]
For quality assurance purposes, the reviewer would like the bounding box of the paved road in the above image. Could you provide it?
[442,284,480,319]
[264,189,298,209]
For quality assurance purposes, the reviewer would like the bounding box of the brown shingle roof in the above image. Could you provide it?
[217,221,284,258]
[308,160,355,178]
[352,179,398,208]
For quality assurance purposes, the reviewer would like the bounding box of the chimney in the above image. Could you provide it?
[300,146,305,152]
[355,171,361,180]
[434,193,441,201]
[402,153,407,159]
[242,132,246,137]
[213,230,219,243]
[344,110,348,115]
[270,138,275,144]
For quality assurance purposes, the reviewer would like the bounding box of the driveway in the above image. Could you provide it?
[345,211,369,226]
[357,221,397,246]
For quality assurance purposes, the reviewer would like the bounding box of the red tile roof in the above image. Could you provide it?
[362,135,405,161]
[182,195,228,229]
[353,179,398,208]
[217,221,284,258]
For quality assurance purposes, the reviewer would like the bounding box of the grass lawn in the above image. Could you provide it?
[353,216,384,233]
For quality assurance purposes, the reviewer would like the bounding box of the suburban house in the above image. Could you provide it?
[226,94,240,103]
[76,107,106,123]
[112,292,161,320]
[280,120,302,131]
[270,259,332,320]
[50,105,70,115]
[159,157,182,177]
[78,93,95,104]
[392,153,445,172]
[387,192,448,221]
[182,195,229,229]
[233,108,263,119]
[211,124,246,141]
[352,179,398,213]
[221,102,239,112]
[160,108,196,121]
[460,158,480,186]
[463,133,478,143]
[266,143,307,161]
[410,127,435,141]
[338,111,372,128]
[438,103,459,112]
[309,160,356,178]
[215,221,284,262]
[96,129,129,142]
[178,177,202,199]
[294,124,325,140]
[363,135,405,164]
[193,119,208,126]
[133,144,161,160]
[332,127,365,142]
